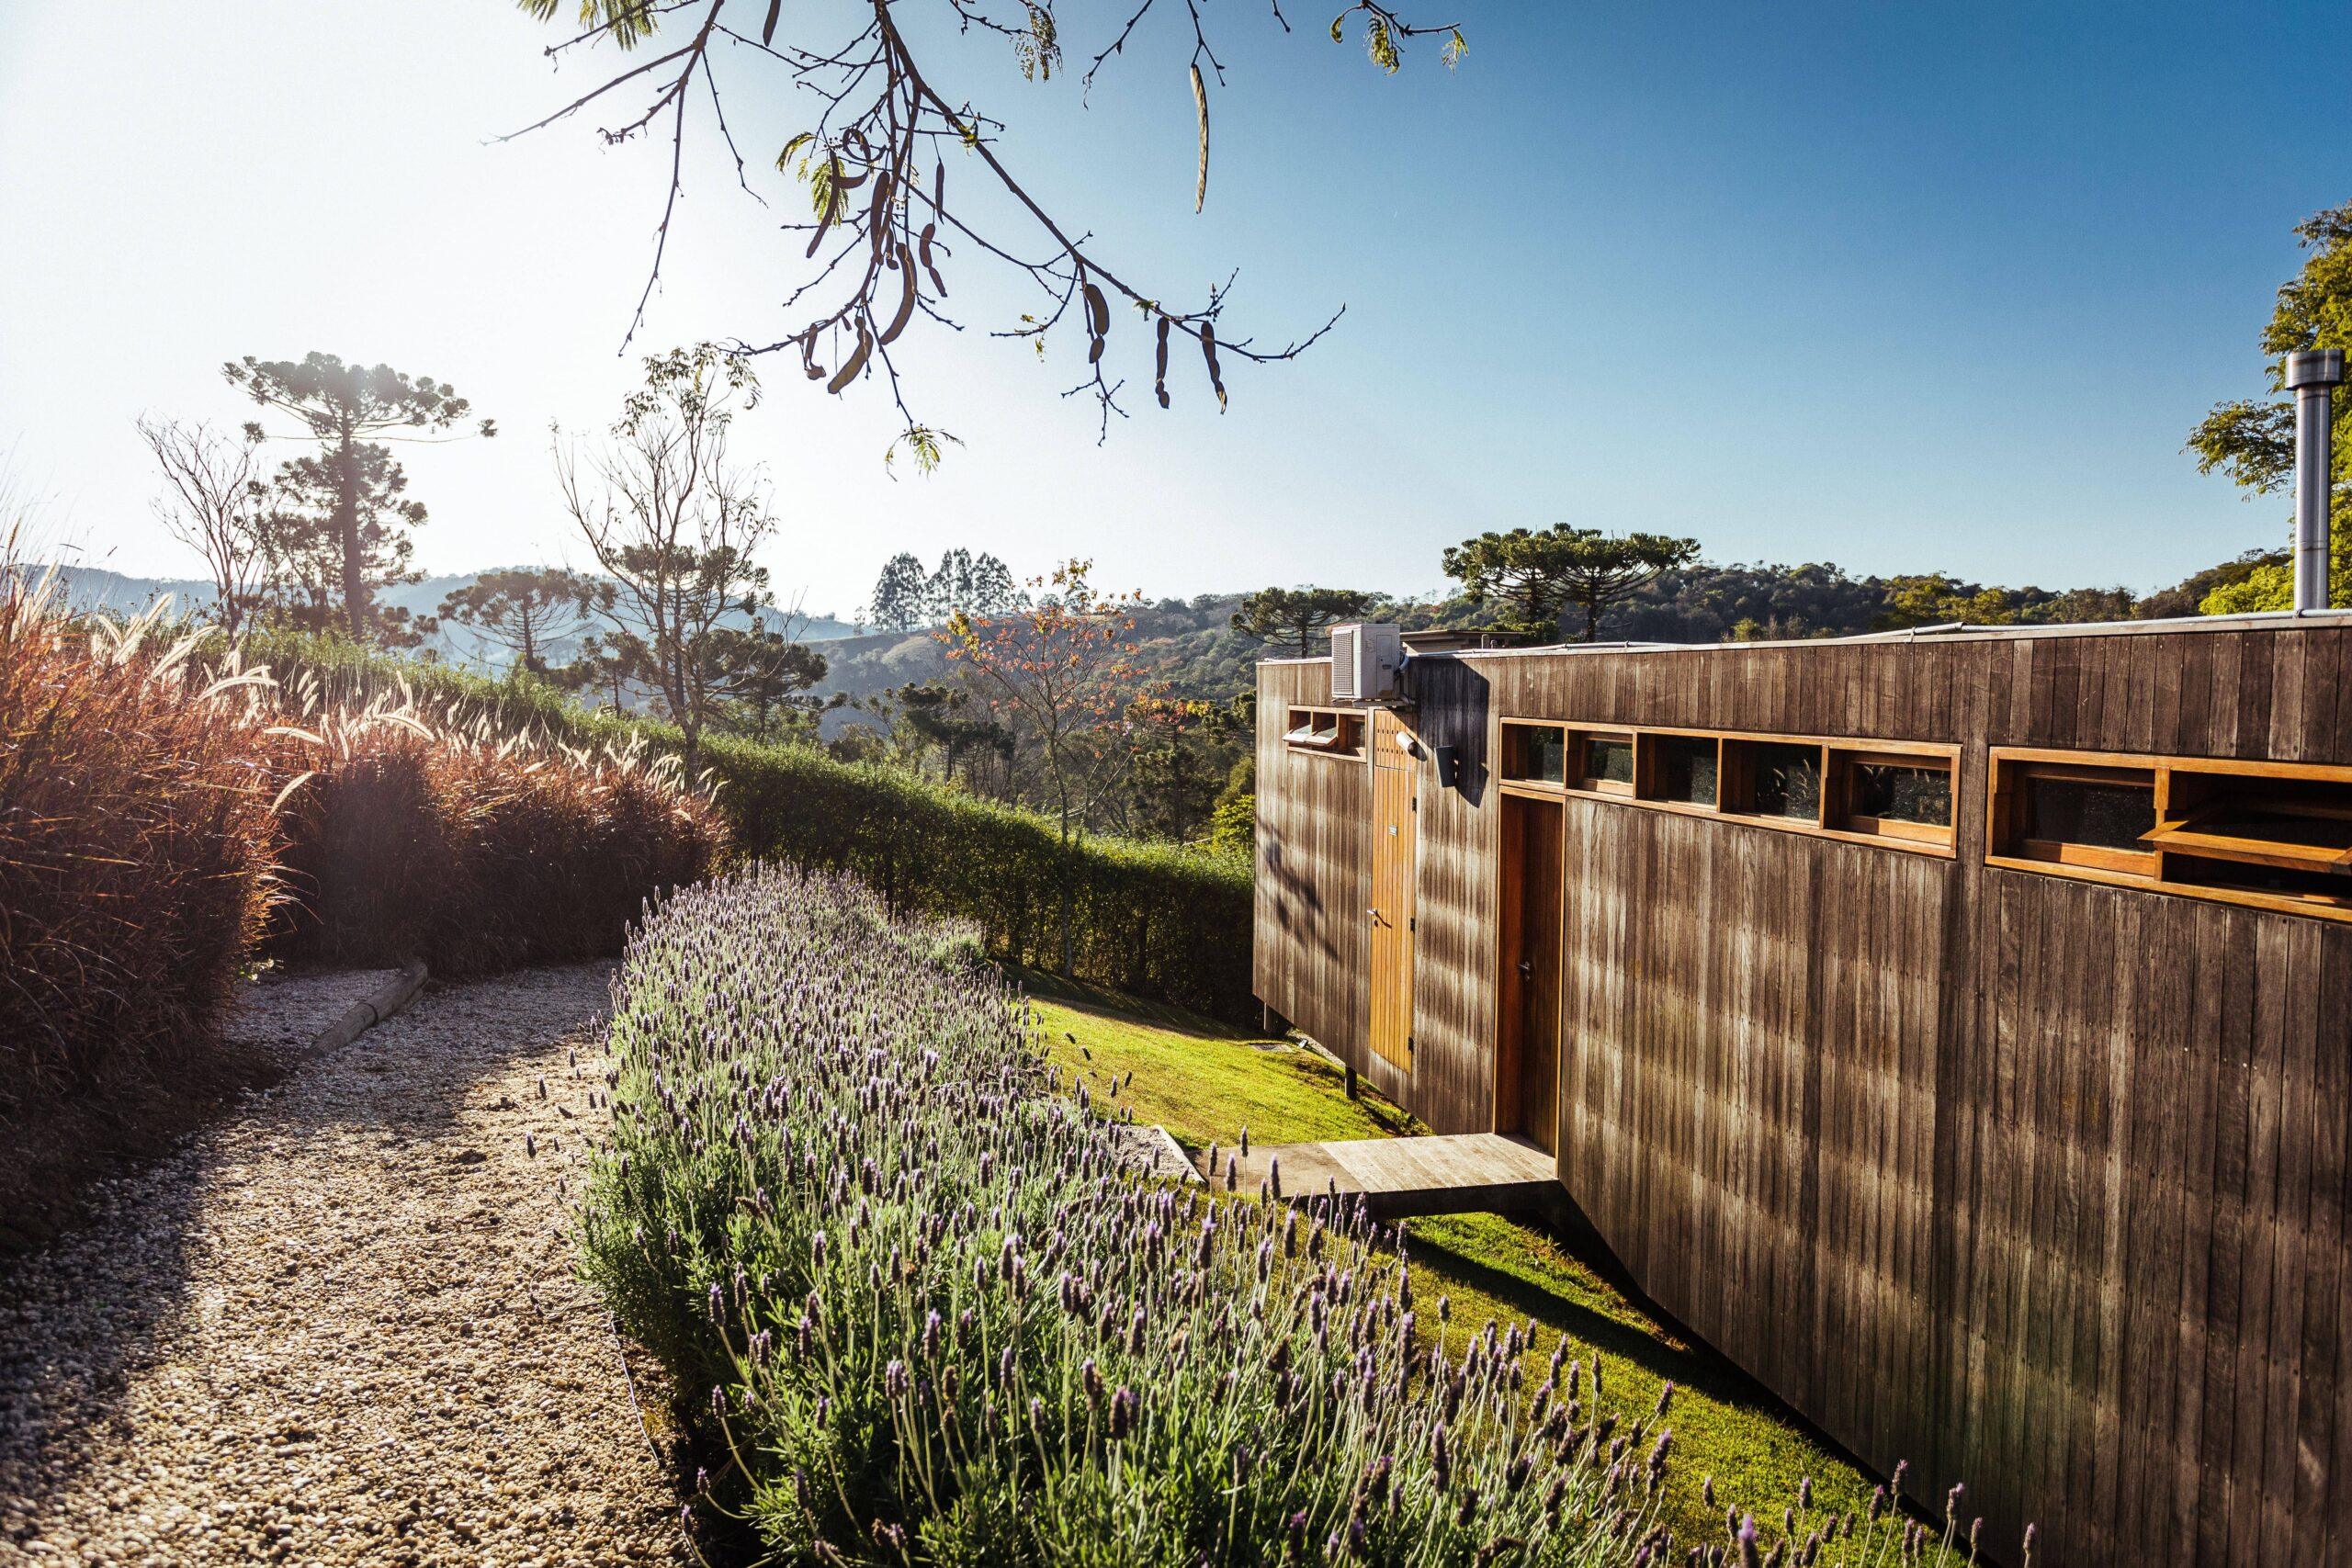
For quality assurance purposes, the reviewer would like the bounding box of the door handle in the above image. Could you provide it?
[1517,959,1534,978]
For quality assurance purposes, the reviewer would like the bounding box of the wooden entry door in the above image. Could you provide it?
[1497,793,1562,1153]
[1367,710,1417,1071]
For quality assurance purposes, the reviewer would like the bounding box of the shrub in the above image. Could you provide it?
[0,581,277,1111]
[704,737,1252,1020]
[264,693,729,976]
[587,866,1636,1562]
[243,629,1255,1021]
[0,593,728,1121]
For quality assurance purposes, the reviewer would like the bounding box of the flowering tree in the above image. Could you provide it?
[941,558,1143,845]
[941,558,1145,972]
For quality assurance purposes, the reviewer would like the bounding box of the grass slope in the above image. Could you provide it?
[1035,975,1887,1554]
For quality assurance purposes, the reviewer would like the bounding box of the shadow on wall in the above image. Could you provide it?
[1258,824,1333,961]
[1410,659,1489,810]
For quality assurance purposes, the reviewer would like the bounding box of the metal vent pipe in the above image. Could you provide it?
[2286,347,2346,613]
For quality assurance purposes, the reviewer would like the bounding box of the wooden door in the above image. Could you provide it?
[1367,710,1416,1071]
[1496,793,1562,1153]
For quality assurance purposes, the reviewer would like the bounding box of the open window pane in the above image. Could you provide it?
[1646,735,1717,807]
[1283,709,1363,756]
[1852,761,1951,827]
[2179,804,2352,851]
[2147,775,2352,871]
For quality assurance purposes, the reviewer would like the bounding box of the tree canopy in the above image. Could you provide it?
[556,343,784,773]
[1442,525,1700,643]
[224,353,492,639]
[438,567,613,673]
[264,442,436,646]
[2188,200,2352,613]
[1228,586,1376,656]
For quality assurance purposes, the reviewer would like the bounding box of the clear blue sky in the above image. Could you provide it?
[1,1,2344,617]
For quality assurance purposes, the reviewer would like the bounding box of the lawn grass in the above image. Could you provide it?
[1029,969,1890,1554]
[1020,970,1421,1150]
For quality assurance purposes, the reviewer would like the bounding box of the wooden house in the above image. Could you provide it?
[1252,615,2352,1568]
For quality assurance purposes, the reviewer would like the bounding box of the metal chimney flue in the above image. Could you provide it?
[2285,347,2346,613]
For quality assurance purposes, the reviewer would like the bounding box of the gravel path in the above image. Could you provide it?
[0,964,688,1568]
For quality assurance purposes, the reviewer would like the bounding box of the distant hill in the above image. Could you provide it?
[29,565,865,671]
[32,547,2261,726]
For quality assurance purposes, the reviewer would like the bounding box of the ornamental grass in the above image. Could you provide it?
[0,574,278,1111]
[259,673,728,976]
[582,866,2016,1567]
[0,576,727,1121]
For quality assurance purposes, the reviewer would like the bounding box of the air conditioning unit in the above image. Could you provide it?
[1330,622,1403,703]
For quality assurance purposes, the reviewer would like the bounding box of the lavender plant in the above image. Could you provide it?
[581,866,2018,1568]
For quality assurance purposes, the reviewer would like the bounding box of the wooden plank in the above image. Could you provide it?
[2291,935,2350,1566]
[1249,625,2352,1568]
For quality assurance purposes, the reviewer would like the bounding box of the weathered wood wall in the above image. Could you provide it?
[1254,660,1394,1101]
[1254,623,2352,1568]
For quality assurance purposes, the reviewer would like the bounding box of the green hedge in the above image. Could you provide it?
[704,733,1251,1017]
[244,630,1255,1021]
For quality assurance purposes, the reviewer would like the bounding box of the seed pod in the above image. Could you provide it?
[1200,322,1226,411]
[826,324,872,394]
[1190,62,1210,213]
[868,171,893,265]
[1154,316,1170,407]
[879,245,919,345]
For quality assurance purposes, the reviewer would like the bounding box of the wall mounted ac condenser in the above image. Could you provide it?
[1329,622,1403,703]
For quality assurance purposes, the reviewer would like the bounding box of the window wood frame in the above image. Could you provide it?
[1282,705,1366,761]
[1493,717,1959,858]
[1830,748,1960,845]
[1570,730,1637,798]
[1636,731,1723,812]
[1984,746,2352,924]
[1497,718,1569,790]
[1721,737,1829,829]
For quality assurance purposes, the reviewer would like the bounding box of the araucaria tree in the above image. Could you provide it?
[224,353,492,640]
[556,344,783,774]
[2188,200,2352,613]
[699,623,831,743]
[1443,524,1702,643]
[134,415,271,637]
[1230,585,1376,655]
[437,567,614,674]
[941,558,1143,971]
[262,443,438,647]
[510,0,1465,461]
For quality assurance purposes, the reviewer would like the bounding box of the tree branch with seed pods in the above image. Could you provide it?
[508,0,1464,469]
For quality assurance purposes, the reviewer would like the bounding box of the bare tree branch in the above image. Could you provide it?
[509,0,1462,464]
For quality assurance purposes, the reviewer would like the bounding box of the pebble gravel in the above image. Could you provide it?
[0,964,689,1568]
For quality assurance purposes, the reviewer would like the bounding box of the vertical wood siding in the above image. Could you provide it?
[1253,625,2352,1568]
